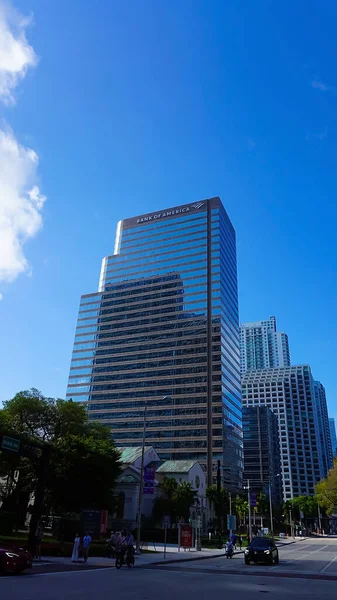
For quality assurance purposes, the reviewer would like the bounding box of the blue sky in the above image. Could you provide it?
[0,0,336,419]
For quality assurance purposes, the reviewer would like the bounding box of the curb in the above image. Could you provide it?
[142,540,300,567]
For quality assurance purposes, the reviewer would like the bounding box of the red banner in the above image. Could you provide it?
[180,525,193,548]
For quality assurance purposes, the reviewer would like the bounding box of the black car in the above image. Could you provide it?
[244,537,279,565]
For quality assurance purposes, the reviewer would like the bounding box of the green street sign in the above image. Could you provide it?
[2,436,20,452]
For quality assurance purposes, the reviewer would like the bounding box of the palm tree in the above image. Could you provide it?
[173,481,196,521]
[160,476,178,500]
[233,495,249,530]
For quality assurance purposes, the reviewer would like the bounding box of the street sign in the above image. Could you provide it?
[250,492,257,508]
[227,514,236,530]
[163,516,170,528]
[180,525,193,548]
[1,436,20,453]
[143,465,155,494]
[192,517,202,528]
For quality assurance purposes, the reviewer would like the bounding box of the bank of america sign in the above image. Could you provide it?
[136,202,205,224]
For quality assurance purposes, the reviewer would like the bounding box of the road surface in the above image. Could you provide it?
[0,538,337,599]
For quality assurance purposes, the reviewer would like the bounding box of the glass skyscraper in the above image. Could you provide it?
[66,197,242,488]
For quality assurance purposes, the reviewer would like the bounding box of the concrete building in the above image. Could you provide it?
[242,406,282,505]
[66,197,242,488]
[242,366,323,501]
[156,460,206,498]
[240,316,290,376]
[112,446,161,528]
[329,418,337,458]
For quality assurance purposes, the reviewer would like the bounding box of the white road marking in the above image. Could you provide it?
[277,544,312,555]
[292,544,330,560]
[319,553,337,573]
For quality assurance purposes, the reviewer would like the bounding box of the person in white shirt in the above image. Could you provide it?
[71,533,81,562]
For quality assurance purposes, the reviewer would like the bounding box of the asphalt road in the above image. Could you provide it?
[155,537,337,578]
[1,538,337,599]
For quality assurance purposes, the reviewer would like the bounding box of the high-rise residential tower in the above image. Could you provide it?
[329,418,337,458]
[242,406,282,505]
[240,316,290,376]
[242,366,324,501]
[313,381,333,475]
[67,197,243,488]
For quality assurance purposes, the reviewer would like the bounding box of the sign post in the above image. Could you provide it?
[1,436,20,453]
[179,524,193,551]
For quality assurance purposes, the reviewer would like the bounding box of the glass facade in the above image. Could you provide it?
[67,197,242,487]
[242,366,323,501]
[242,406,282,505]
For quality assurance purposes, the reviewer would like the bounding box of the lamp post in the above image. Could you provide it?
[135,401,147,555]
[244,480,252,541]
[317,502,322,534]
[268,473,280,538]
[268,482,273,538]
[216,460,222,548]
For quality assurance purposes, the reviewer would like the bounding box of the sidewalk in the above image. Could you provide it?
[35,537,302,572]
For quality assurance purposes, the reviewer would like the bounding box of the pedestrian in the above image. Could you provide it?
[231,532,237,549]
[71,532,81,562]
[82,532,92,563]
[238,534,243,550]
[35,522,44,560]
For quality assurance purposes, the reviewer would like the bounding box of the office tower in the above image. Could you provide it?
[242,406,282,505]
[329,418,337,458]
[313,381,333,475]
[240,316,290,376]
[242,366,322,501]
[66,197,243,488]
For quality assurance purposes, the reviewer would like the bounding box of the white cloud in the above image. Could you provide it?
[0,1,37,105]
[0,2,45,288]
[0,125,46,283]
[311,80,330,92]
[0,293,3,301]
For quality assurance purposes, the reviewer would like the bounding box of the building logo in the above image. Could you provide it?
[136,201,206,224]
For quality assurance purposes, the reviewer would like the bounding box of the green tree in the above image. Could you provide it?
[316,462,337,514]
[0,389,121,515]
[153,477,196,522]
[233,495,249,529]
[206,485,229,518]
[257,492,269,515]
[174,481,196,521]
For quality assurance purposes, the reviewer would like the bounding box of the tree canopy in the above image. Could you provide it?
[0,389,121,515]
[153,476,196,522]
[316,460,337,515]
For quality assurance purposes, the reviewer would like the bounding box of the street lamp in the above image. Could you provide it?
[135,395,173,554]
[244,480,252,541]
[268,474,280,538]
[135,400,147,555]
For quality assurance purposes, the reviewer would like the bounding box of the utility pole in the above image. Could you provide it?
[229,492,232,538]
[136,402,147,554]
[216,460,222,548]
[28,445,50,554]
[247,480,252,541]
[269,482,274,537]
[317,502,322,534]
[289,508,294,538]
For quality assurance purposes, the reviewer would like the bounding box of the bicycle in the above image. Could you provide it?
[115,546,135,569]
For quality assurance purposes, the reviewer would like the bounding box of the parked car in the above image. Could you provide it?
[0,544,33,575]
[244,537,279,565]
